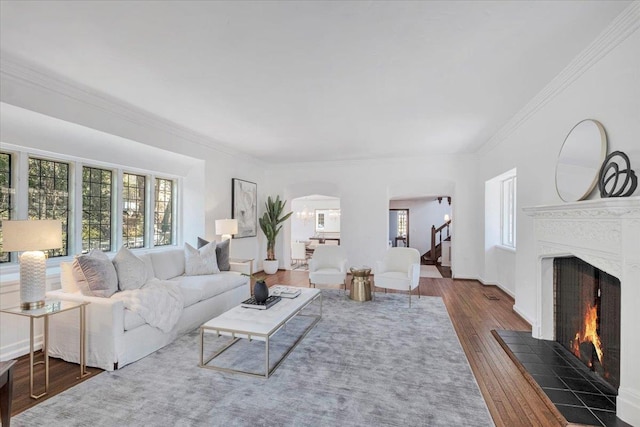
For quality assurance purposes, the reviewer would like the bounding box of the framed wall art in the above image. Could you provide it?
[232,178,257,238]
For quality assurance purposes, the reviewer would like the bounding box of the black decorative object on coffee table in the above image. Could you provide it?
[253,279,269,303]
[241,295,281,310]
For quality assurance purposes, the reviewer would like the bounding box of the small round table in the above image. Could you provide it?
[349,266,372,302]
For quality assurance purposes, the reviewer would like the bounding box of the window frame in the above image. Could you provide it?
[122,172,147,249]
[27,156,71,257]
[0,152,13,263]
[0,145,180,271]
[500,175,517,249]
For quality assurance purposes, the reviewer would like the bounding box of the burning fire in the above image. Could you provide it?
[571,303,604,366]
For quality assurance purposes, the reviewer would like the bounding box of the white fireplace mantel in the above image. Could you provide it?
[524,196,640,426]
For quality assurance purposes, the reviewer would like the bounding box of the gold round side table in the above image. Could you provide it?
[349,266,372,302]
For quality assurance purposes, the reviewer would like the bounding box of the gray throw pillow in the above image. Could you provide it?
[185,242,220,275]
[72,252,118,298]
[198,237,230,271]
[112,246,147,291]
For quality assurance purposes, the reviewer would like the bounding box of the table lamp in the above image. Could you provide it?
[2,220,63,309]
[215,219,238,241]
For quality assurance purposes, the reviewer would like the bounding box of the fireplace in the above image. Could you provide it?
[554,257,620,392]
[524,197,640,427]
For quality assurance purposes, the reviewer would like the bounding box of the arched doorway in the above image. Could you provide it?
[289,194,341,270]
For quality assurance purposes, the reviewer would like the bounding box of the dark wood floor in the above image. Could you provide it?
[7,271,561,426]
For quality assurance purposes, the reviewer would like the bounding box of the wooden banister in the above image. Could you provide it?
[428,220,451,262]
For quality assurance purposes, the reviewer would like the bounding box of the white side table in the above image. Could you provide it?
[0,300,90,399]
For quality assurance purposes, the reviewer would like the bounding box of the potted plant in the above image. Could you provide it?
[259,195,293,275]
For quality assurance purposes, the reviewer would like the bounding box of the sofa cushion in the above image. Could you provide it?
[150,249,185,280]
[137,254,156,283]
[198,237,231,271]
[177,272,247,307]
[112,246,147,291]
[60,261,79,293]
[73,252,118,298]
[123,309,146,331]
[185,242,220,276]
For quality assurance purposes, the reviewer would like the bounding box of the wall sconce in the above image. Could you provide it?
[215,218,238,241]
[444,214,451,222]
[2,220,63,309]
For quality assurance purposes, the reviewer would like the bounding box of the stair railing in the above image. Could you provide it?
[429,220,451,261]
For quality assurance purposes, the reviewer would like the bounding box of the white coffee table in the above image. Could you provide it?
[199,287,321,378]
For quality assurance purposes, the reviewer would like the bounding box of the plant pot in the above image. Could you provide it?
[253,280,269,303]
[263,259,279,275]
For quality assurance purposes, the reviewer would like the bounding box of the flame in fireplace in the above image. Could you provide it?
[571,303,604,366]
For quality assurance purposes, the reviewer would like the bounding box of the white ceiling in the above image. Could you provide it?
[0,1,631,163]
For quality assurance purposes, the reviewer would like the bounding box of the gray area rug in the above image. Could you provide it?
[13,290,493,426]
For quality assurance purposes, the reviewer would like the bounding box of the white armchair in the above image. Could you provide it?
[308,245,348,291]
[374,247,421,306]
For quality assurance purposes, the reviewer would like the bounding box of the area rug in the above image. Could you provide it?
[420,265,443,278]
[12,291,492,427]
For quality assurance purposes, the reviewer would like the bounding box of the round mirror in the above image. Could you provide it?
[555,119,607,202]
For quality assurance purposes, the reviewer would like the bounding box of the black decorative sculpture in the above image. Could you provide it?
[598,151,638,197]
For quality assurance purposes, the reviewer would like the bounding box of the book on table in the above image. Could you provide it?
[270,286,301,298]
[241,295,281,310]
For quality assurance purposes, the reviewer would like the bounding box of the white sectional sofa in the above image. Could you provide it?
[46,248,250,371]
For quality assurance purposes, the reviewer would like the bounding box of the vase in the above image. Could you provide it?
[263,259,279,275]
[254,280,269,303]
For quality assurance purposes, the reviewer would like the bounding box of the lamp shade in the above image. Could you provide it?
[2,220,63,251]
[215,219,238,236]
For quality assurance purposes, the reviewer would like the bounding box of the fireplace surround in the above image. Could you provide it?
[525,197,640,426]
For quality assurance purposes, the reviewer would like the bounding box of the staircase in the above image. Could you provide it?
[422,220,451,265]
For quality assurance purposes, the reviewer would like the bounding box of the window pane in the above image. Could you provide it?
[123,173,146,248]
[154,178,173,246]
[397,211,407,236]
[28,157,69,257]
[83,166,112,253]
[0,153,12,262]
[501,176,517,248]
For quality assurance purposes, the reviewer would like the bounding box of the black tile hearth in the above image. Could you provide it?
[494,330,630,427]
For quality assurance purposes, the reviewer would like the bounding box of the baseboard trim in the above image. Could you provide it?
[0,335,43,361]
[617,387,640,427]
[473,276,516,299]
[512,304,534,328]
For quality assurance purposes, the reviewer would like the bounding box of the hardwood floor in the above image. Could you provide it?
[8,271,561,426]
[8,352,101,416]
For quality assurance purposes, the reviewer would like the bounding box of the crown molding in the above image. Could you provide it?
[0,52,257,163]
[477,1,640,155]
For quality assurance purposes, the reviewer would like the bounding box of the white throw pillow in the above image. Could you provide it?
[60,261,79,293]
[112,246,147,291]
[184,242,220,276]
[72,250,118,298]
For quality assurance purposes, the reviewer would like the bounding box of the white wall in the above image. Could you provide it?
[477,27,640,324]
[290,198,340,244]
[0,61,266,360]
[266,155,479,276]
[389,199,452,255]
[483,169,517,297]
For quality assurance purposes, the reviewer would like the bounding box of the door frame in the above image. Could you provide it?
[389,208,410,248]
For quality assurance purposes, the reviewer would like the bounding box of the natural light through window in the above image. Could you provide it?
[501,175,517,248]
[28,157,70,257]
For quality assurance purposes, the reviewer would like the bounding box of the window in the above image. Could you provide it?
[28,157,70,257]
[154,178,174,246]
[501,175,517,248]
[397,210,407,236]
[0,153,12,263]
[123,173,146,248]
[0,147,179,266]
[82,166,112,253]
